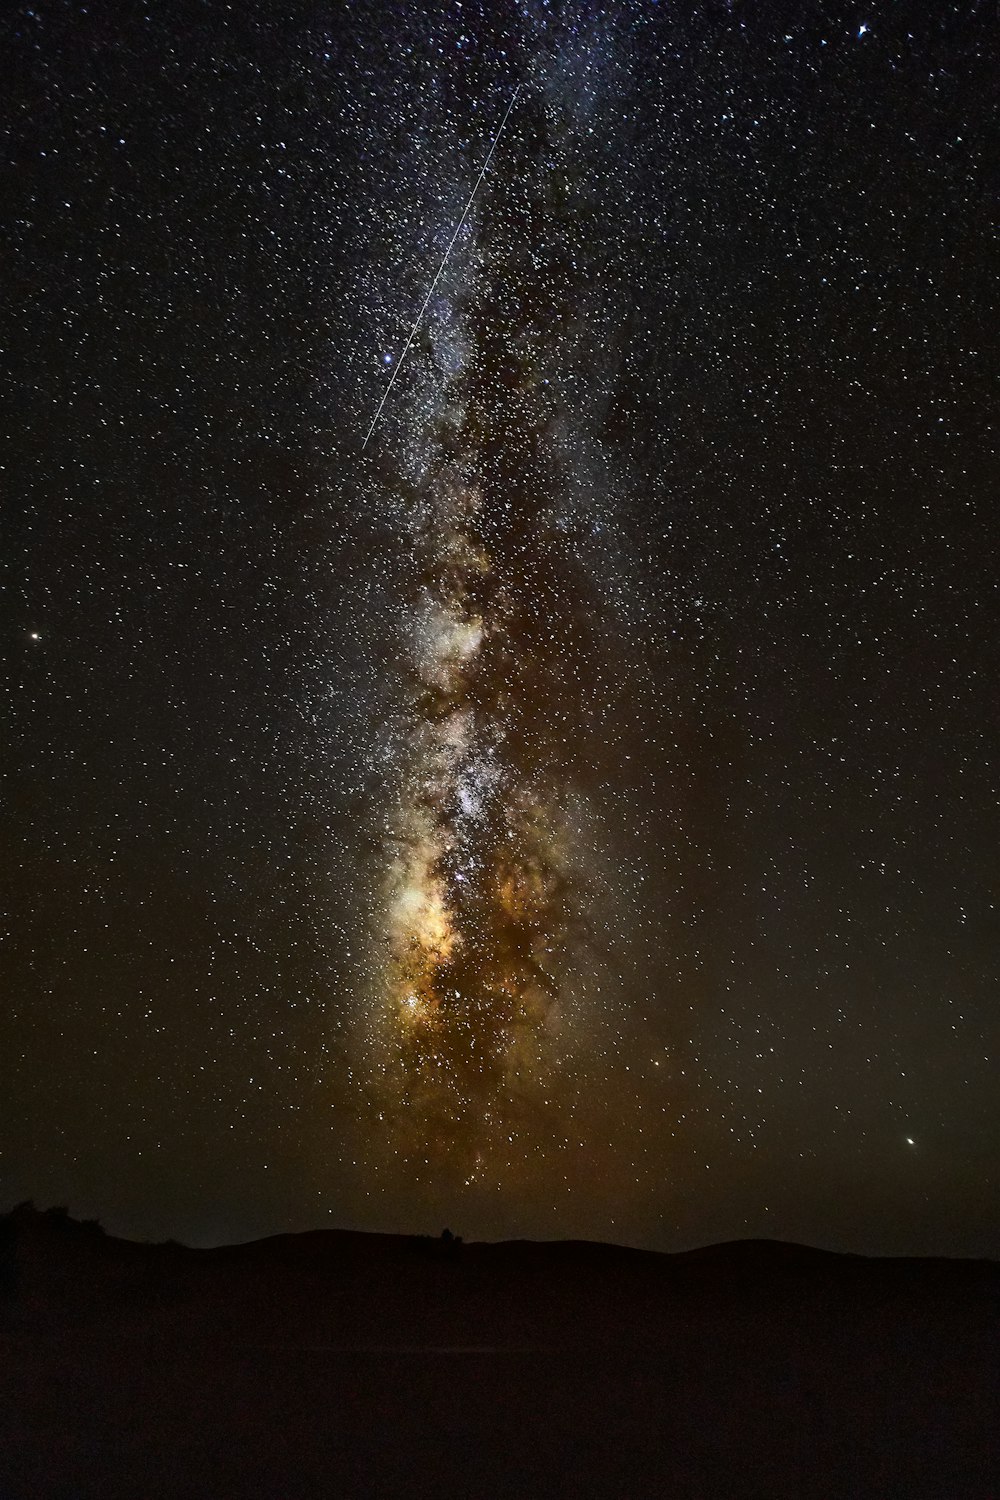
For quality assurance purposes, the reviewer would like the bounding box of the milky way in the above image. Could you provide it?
[363,25,635,1168]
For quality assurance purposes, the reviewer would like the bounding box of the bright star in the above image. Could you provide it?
[858,23,869,37]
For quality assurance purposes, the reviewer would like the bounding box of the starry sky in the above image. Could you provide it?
[5,0,998,1257]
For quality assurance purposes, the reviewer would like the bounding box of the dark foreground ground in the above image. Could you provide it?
[1,1209,998,1498]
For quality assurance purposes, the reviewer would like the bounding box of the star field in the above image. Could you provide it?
[4,0,998,1255]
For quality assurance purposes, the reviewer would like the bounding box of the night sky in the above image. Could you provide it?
[5,0,998,1257]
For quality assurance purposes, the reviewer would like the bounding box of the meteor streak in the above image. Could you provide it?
[362,84,523,448]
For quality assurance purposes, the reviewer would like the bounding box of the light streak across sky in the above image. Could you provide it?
[362,83,523,449]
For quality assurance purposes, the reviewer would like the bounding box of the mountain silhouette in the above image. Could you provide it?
[2,1205,998,1497]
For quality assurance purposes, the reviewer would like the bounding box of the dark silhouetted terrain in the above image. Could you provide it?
[1,1205,998,1497]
